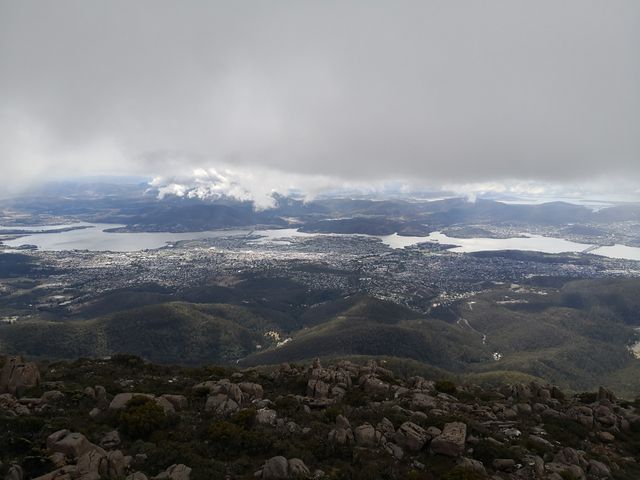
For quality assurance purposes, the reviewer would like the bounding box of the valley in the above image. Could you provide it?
[1,223,640,397]
[2,190,640,399]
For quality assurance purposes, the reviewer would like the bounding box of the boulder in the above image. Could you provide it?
[285,421,301,434]
[259,457,311,479]
[395,422,429,452]
[104,450,129,479]
[408,376,435,392]
[457,457,486,476]
[328,427,354,446]
[331,386,347,398]
[108,393,174,414]
[493,459,516,472]
[551,386,566,401]
[528,434,553,450]
[410,392,436,410]
[541,408,564,421]
[546,462,585,480]
[553,447,587,469]
[597,431,615,443]
[47,430,103,460]
[307,379,329,399]
[256,408,277,425]
[205,394,239,416]
[597,386,616,403]
[430,422,466,457]
[109,393,150,410]
[0,356,40,396]
[5,465,24,480]
[328,416,354,446]
[238,382,264,400]
[279,363,292,374]
[588,460,612,478]
[126,474,148,480]
[354,423,382,447]
[287,458,310,477]
[19,397,42,408]
[0,393,18,412]
[100,431,121,450]
[49,452,66,468]
[531,382,552,402]
[523,454,545,478]
[595,405,615,422]
[376,417,396,438]
[384,442,404,459]
[95,386,109,410]
[76,449,106,480]
[227,383,243,404]
[360,375,390,396]
[261,456,289,479]
[336,414,351,430]
[41,391,65,403]
[502,428,521,440]
[154,396,176,414]
[516,403,533,415]
[193,380,217,393]
[511,383,533,402]
[160,394,188,411]
[502,408,518,419]
[152,464,191,480]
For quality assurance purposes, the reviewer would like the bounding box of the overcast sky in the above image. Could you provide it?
[1,1,639,201]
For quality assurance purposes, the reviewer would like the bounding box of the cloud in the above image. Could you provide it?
[1,1,639,197]
[149,166,340,209]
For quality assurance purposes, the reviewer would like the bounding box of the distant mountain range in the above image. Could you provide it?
[2,180,639,234]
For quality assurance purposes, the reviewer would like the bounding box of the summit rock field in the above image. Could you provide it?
[0,355,639,480]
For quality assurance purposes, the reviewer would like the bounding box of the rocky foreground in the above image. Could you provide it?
[0,355,639,480]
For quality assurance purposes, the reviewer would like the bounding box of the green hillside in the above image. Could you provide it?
[242,296,489,368]
[1,279,640,396]
[455,279,640,396]
[0,302,264,365]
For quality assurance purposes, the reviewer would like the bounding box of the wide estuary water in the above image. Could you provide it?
[2,223,640,261]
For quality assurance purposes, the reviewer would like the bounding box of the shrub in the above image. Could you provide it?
[577,392,598,404]
[0,416,44,457]
[522,435,553,456]
[111,354,145,367]
[207,420,272,459]
[473,440,518,466]
[342,388,369,407]
[612,462,640,480]
[274,395,301,417]
[323,405,343,423]
[231,408,256,429]
[560,471,580,480]
[118,396,172,439]
[442,467,487,480]
[205,365,232,379]
[403,472,431,480]
[192,386,210,398]
[435,380,457,394]
[20,456,53,478]
[544,417,590,448]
